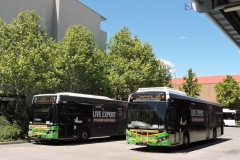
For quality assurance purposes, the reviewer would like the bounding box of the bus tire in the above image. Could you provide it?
[183,132,190,147]
[79,129,89,142]
[212,129,217,141]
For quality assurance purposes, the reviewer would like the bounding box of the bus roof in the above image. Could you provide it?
[33,92,112,100]
[32,92,128,107]
[137,87,186,96]
[134,87,221,107]
[223,108,238,113]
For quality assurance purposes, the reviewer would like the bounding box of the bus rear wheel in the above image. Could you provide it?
[212,129,217,141]
[183,132,190,147]
[79,129,89,142]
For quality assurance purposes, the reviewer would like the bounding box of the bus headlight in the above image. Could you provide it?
[47,130,56,134]
[126,134,132,139]
[158,136,169,142]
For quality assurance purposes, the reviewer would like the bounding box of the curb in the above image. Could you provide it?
[0,141,27,145]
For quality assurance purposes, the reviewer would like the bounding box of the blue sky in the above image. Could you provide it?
[80,0,240,78]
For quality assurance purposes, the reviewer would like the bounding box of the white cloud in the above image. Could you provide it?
[159,58,176,73]
[180,36,187,40]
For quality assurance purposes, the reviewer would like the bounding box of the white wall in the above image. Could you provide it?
[0,0,54,38]
[0,0,107,51]
[57,0,106,50]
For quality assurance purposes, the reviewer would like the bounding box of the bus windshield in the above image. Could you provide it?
[127,102,166,130]
[31,104,57,124]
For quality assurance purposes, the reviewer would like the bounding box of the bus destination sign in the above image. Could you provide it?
[134,93,165,101]
[34,96,57,103]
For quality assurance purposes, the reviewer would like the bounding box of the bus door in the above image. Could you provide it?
[168,107,180,145]
[64,103,93,138]
[115,107,125,134]
[73,103,92,137]
[58,104,68,138]
[66,105,75,137]
[206,107,211,139]
[58,104,75,138]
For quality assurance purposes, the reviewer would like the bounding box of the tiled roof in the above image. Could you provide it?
[173,75,240,85]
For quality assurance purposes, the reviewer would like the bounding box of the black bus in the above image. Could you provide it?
[28,92,127,142]
[126,87,224,147]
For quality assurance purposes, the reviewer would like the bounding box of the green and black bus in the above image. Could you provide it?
[28,92,127,142]
[126,87,224,147]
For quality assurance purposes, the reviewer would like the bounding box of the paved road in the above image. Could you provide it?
[0,127,239,160]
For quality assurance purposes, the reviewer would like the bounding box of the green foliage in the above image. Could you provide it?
[0,101,15,124]
[236,120,240,125]
[0,125,21,142]
[0,10,60,95]
[215,75,240,107]
[0,101,28,140]
[0,10,48,95]
[0,116,10,126]
[107,27,172,100]
[56,25,111,95]
[180,68,201,98]
[0,10,54,140]
[0,116,21,142]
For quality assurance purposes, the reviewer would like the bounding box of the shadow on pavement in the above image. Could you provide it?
[31,135,126,146]
[130,138,231,153]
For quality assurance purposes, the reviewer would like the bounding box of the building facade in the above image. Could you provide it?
[0,0,107,51]
[172,75,240,103]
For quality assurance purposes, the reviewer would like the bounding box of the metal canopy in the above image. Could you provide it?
[192,0,240,48]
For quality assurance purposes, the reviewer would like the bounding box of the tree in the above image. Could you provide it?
[180,68,201,98]
[215,75,240,108]
[156,59,174,87]
[106,27,172,100]
[0,10,59,95]
[0,11,58,134]
[57,25,110,95]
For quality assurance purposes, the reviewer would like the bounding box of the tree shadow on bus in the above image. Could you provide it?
[130,138,231,153]
[32,135,126,146]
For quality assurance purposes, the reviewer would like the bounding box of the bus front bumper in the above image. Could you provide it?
[126,129,171,147]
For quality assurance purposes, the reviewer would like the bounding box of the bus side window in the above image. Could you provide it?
[59,105,66,125]
[67,104,76,123]
[175,100,190,126]
[183,102,191,125]
[75,103,92,118]
[167,107,175,128]
[117,107,124,121]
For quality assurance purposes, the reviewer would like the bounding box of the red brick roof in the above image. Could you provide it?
[173,75,240,85]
